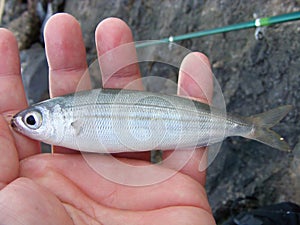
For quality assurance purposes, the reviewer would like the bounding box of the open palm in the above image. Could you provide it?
[0,14,215,224]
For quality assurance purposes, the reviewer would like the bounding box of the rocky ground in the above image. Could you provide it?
[1,0,300,223]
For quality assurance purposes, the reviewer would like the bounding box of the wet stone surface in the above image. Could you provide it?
[1,0,299,223]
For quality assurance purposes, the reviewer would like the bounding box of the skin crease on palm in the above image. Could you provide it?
[0,13,216,225]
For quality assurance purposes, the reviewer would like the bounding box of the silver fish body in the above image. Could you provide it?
[11,88,292,152]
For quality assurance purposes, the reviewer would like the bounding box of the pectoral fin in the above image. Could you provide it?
[71,119,84,136]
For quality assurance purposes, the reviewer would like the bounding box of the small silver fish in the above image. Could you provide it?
[11,88,292,153]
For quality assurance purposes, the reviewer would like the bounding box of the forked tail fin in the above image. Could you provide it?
[245,105,293,151]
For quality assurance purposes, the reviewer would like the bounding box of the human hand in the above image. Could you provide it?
[0,14,216,224]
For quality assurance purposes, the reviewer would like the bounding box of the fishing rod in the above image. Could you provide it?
[135,11,300,48]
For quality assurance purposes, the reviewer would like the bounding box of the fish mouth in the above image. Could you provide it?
[10,117,17,128]
[10,116,22,132]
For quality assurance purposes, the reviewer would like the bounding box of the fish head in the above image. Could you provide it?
[11,104,62,144]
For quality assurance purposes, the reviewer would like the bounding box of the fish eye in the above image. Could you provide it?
[23,111,42,129]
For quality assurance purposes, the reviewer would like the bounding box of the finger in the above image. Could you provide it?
[0,28,40,159]
[96,18,148,160]
[163,52,213,185]
[45,13,91,98]
[0,116,19,189]
[0,29,26,113]
[44,13,91,153]
[95,17,143,90]
[178,53,213,102]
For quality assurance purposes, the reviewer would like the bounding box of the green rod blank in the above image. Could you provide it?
[136,11,300,48]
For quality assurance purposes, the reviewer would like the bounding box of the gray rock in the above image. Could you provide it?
[20,43,49,105]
